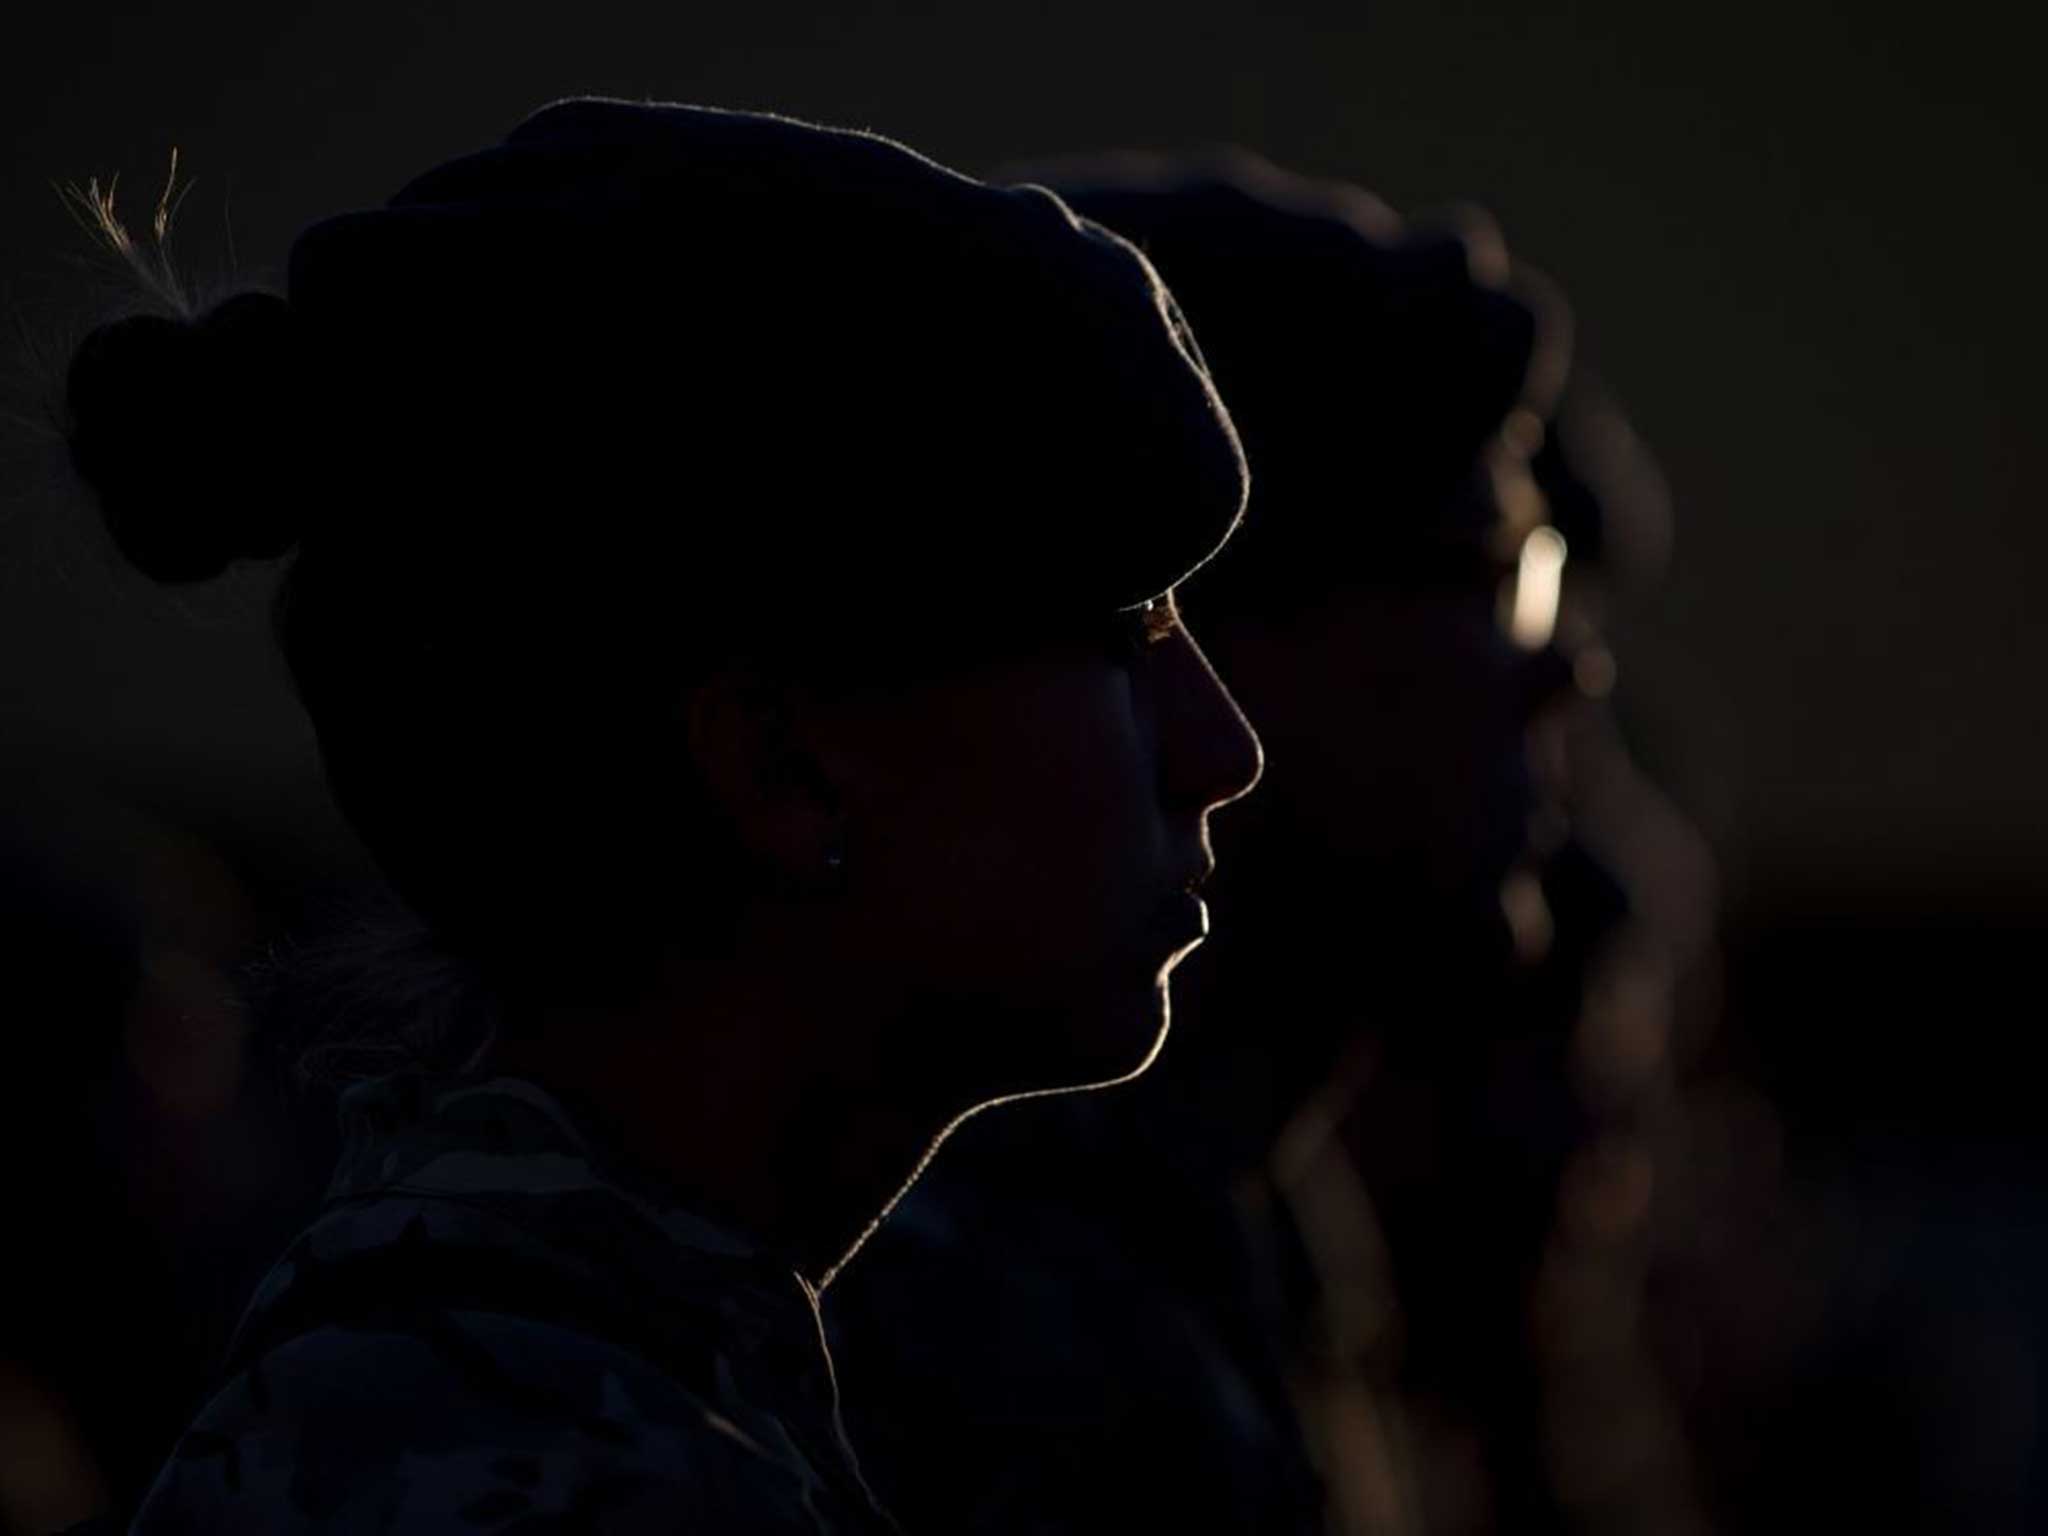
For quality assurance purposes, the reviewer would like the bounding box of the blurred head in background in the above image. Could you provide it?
[1040,152,1575,1108]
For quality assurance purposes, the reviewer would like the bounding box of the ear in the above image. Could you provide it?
[683,667,845,891]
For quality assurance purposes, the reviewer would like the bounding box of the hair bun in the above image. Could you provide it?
[65,290,306,583]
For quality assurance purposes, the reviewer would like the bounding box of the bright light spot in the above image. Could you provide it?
[1507,526,1568,651]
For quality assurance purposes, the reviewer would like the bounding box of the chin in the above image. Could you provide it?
[974,989,1165,1111]
[1058,977,1175,1093]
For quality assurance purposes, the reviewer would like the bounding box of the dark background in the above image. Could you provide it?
[5,0,2042,894]
[1,1,2041,1530]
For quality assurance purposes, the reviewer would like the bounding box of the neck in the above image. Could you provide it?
[488,933,947,1287]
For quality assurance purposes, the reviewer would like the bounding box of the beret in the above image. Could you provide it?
[282,98,1247,647]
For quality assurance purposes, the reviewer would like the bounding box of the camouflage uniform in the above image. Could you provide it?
[827,1088,1324,1536]
[129,1074,897,1534]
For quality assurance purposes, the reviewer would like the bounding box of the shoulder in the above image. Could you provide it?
[130,1312,831,1534]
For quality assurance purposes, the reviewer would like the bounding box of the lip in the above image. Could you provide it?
[1156,886,1211,953]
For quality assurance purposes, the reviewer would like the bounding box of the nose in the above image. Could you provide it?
[1155,623,1263,817]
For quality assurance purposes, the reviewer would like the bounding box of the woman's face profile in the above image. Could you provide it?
[833,590,1261,1103]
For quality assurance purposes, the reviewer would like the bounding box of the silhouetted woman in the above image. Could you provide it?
[61,98,1260,1533]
